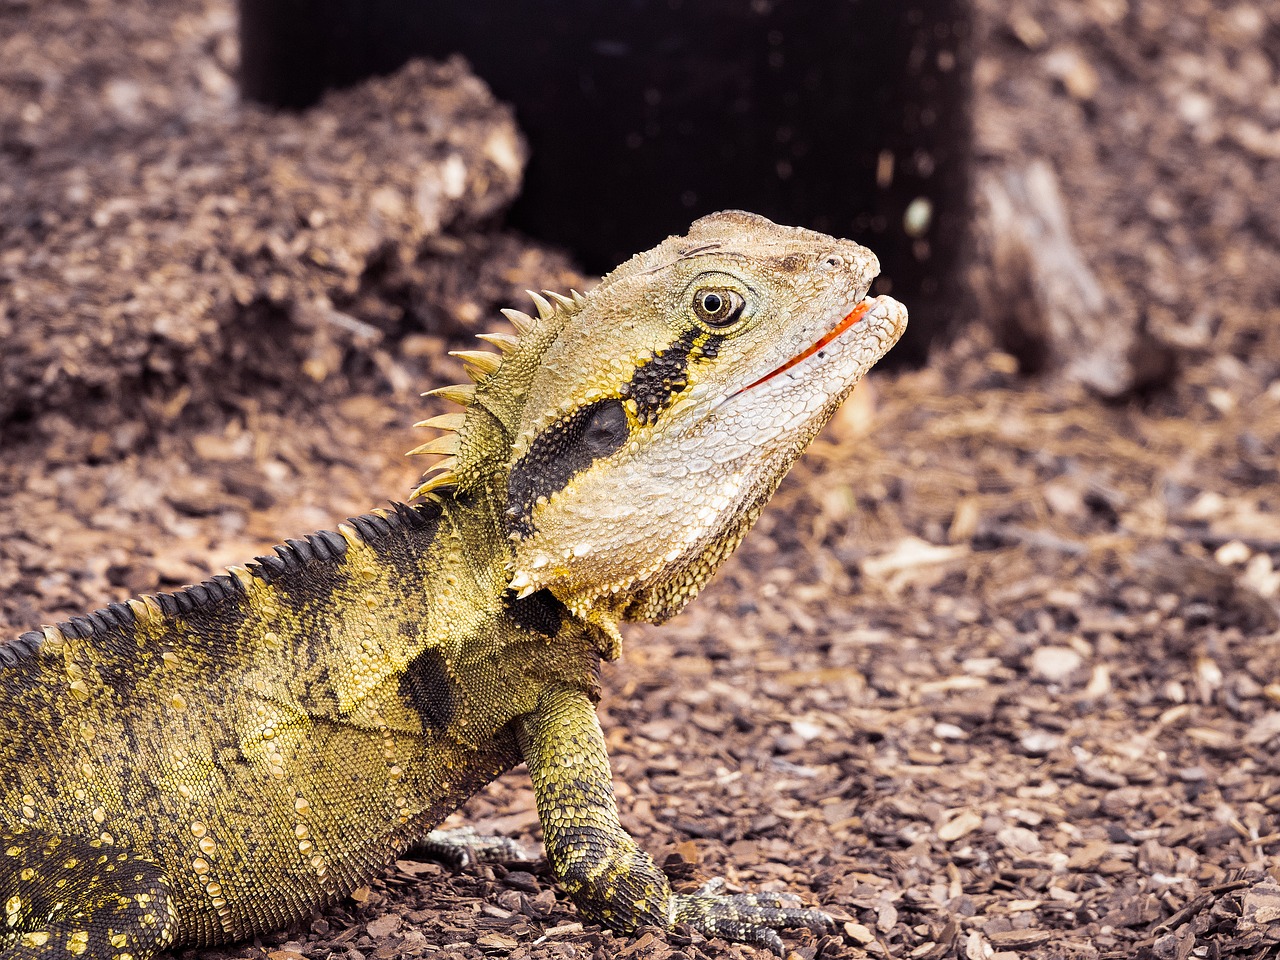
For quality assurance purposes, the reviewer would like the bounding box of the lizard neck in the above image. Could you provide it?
[433,486,623,663]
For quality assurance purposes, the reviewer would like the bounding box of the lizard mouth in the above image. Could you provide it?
[730,298,876,398]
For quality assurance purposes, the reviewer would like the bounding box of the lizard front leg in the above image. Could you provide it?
[517,686,832,954]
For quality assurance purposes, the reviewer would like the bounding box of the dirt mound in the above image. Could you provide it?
[1,38,524,429]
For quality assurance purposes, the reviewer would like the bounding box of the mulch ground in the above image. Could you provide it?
[2,0,1278,959]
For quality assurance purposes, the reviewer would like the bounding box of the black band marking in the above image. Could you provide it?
[400,647,462,733]
[621,329,724,424]
[507,399,630,537]
[622,329,696,424]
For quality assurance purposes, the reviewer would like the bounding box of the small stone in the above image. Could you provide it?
[1214,539,1251,566]
[997,826,1043,854]
[1028,646,1084,683]
[790,719,825,742]
[938,811,983,842]
[1019,730,1062,756]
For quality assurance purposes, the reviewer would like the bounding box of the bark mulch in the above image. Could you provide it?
[1,0,1277,958]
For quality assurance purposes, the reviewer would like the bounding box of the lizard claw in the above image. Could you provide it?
[671,887,834,954]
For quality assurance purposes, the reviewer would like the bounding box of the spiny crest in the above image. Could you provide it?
[409,289,586,500]
[3,504,439,668]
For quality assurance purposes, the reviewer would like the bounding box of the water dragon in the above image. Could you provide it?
[1,211,907,958]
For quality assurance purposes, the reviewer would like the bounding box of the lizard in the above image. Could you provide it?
[0,210,907,959]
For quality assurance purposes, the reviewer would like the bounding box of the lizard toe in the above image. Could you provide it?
[672,889,834,952]
[407,827,536,871]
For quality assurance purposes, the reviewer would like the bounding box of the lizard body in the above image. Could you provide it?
[1,211,906,958]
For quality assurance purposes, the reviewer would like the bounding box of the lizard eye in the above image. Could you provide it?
[692,288,746,328]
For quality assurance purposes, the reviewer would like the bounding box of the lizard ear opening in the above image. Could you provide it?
[504,400,632,540]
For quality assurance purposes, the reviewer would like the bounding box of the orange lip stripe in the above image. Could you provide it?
[733,299,872,397]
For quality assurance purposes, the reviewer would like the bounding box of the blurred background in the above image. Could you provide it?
[1,1,1278,957]
[238,0,973,369]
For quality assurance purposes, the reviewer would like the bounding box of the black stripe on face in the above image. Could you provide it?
[507,398,631,537]
[621,329,723,424]
[621,329,695,424]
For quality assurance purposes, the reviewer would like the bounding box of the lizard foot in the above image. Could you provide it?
[406,826,536,871]
[671,879,834,955]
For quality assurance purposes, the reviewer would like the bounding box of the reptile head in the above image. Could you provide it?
[415,210,906,628]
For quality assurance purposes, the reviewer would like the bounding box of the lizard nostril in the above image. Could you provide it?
[823,254,843,268]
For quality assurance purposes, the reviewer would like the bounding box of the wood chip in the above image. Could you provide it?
[938,811,984,842]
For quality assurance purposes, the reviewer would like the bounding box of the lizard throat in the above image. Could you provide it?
[731,299,873,398]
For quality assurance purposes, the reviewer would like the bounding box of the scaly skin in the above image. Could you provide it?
[0,211,906,958]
